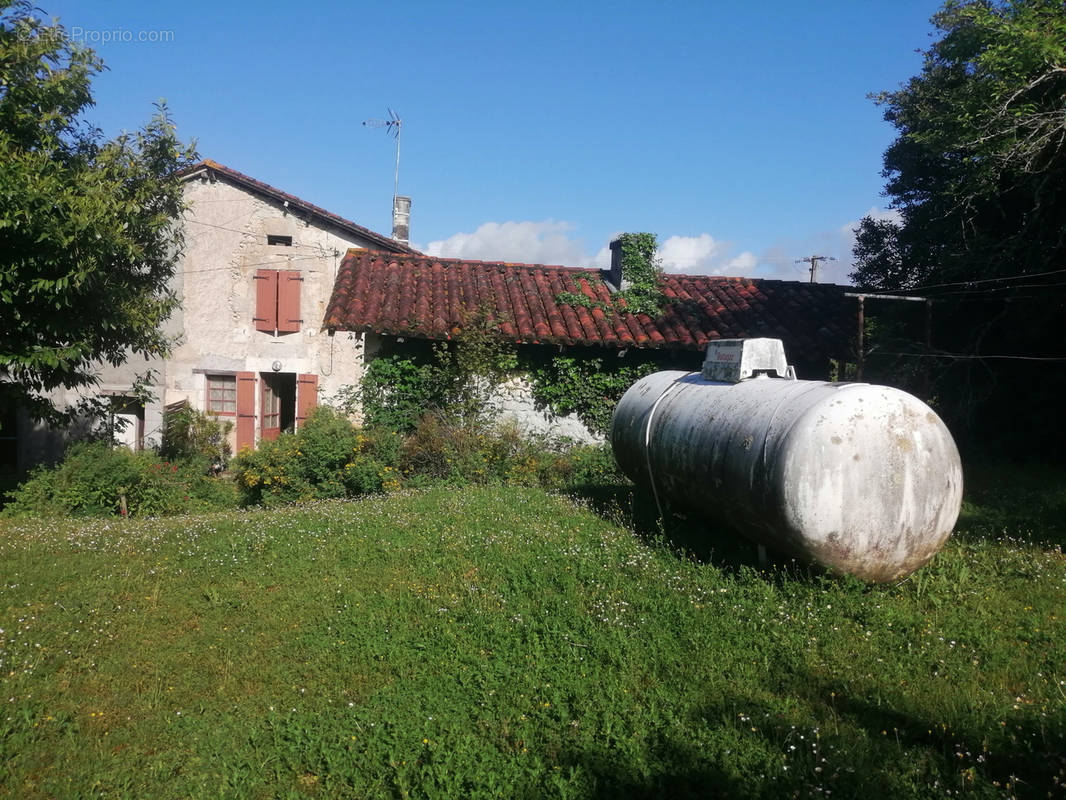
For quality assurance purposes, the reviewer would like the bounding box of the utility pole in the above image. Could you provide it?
[796,255,837,283]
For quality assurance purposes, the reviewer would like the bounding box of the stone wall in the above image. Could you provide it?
[486,375,601,444]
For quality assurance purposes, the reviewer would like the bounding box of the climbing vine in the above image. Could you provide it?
[555,232,667,319]
[345,306,518,432]
[526,354,663,435]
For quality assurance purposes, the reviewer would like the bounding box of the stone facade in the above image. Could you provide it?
[164,169,379,453]
[7,163,405,475]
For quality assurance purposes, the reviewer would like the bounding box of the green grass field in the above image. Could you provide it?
[1,471,1063,798]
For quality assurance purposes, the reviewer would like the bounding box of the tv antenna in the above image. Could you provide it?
[363,108,403,202]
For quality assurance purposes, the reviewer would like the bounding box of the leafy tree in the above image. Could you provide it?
[851,0,1066,454]
[852,0,1066,291]
[0,1,196,422]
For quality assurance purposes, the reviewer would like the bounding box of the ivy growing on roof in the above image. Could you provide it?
[555,232,667,319]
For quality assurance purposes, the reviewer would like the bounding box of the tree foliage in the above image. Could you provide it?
[851,0,1066,290]
[850,0,1066,454]
[0,1,197,421]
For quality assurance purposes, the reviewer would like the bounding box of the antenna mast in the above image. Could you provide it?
[363,108,403,203]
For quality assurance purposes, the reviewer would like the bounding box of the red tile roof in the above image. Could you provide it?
[180,160,417,254]
[325,250,855,360]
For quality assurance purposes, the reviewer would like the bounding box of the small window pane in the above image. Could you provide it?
[206,375,236,414]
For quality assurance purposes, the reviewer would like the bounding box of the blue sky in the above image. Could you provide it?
[43,0,942,284]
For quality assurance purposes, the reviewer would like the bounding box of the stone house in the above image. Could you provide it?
[4,160,414,475]
[161,161,415,454]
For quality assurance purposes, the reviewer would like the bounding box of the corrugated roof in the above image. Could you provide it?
[179,160,418,254]
[325,249,854,360]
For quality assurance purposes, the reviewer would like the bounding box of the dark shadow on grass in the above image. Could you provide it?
[952,460,1066,549]
[694,662,1066,800]
[528,735,750,800]
[564,481,827,584]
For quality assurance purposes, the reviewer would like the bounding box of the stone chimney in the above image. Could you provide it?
[392,195,411,245]
[604,238,624,291]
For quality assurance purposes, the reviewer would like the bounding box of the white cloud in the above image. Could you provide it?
[422,220,587,266]
[656,233,723,272]
[724,251,758,273]
[654,233,761,277]
[418,215,903,286]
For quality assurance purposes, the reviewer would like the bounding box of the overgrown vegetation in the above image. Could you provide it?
[528,355,662,435]
[159,404,233,471]
[350,307,519,433]
[850,0,1066,457]
[0,464,1062,798]
[0,441,236,518]
[554,232,667,318]
[231,407,404,506]
[350,296,681,439]
[230,406,623,506]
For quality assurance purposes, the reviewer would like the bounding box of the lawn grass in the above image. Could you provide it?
[0,469,1063,799]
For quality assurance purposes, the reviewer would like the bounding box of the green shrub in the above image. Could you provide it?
[159,404,233,471]
[231,408,403,506]
[1,442,237,518]
[357,356,450,433]
[398,415,513,486]
[396,415,625,492]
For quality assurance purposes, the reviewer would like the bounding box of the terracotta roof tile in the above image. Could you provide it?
[324,250,854,361]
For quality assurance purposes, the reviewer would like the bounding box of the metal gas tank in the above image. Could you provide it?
[610,340,963,582]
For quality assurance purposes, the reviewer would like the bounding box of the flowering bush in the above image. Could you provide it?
[231,407,626,507]
[231,408,402,506]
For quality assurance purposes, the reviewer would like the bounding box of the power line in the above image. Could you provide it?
[865,266,1066,295]
[874,351,1066,363]
[178,253,326,275]
[927,280,1066,297]
[183,217,341,256]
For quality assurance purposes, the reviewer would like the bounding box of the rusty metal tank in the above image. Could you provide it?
[610,339,963,582]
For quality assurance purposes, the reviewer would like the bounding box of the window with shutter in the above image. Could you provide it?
[235,372,257,451]
[278,270,303,333]
[296,374,318,429]
[254,270,279,332]
[206,374,237,415]
[254,269,302,334]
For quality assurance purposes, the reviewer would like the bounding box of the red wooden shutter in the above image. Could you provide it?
[296,373,318,429]
[278,270,303,333]
[236,372,257,450]
[253,270,278,332]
